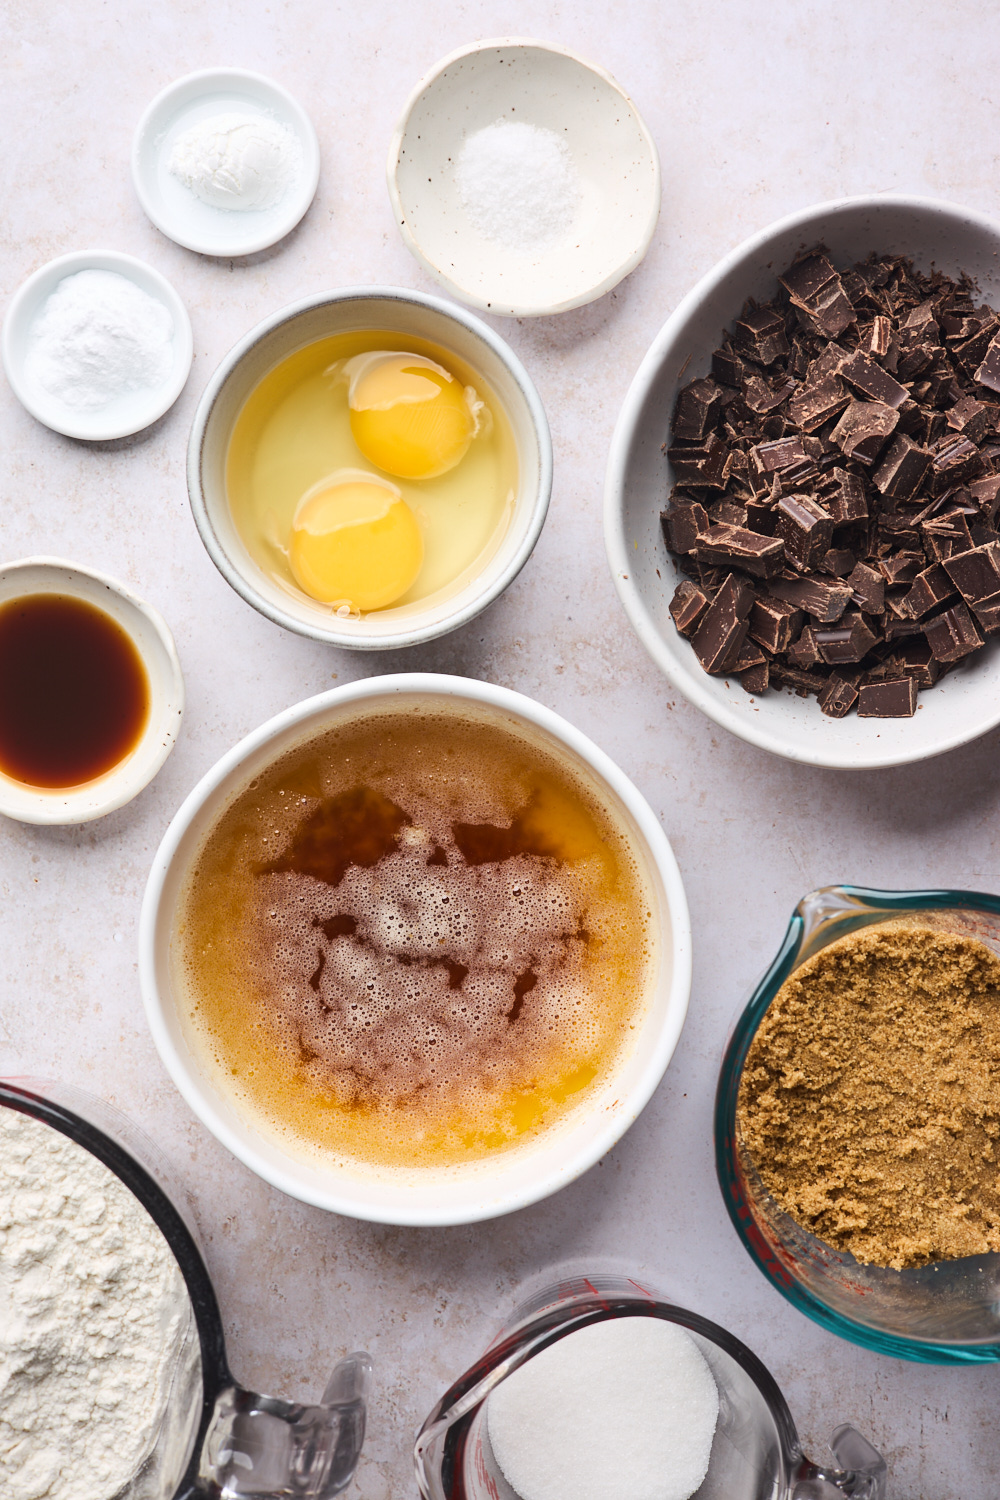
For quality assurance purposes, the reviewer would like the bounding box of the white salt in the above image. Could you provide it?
[486,1316,719,1500]
[455,121,580,254]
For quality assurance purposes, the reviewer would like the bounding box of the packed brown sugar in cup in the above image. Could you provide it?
[738,922,1000,1269]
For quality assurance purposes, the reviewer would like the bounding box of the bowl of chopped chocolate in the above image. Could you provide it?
[716,884,1000,1363]
[605,195,1000,767]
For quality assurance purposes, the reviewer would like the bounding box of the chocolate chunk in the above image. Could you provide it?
[668,580,711,637]
[734,305,789,365]
[970,474,1000,524]
[673,378,724,441]
[878,551,925,587]
[824,468,869,525]
[692,573,755,673]
[923,602,984,662]
[744,375,797,414]
[889,637,941,687]
[921,512,974,562]
[733,638,766,672]
[779,253,856,338]
[820,547,857,576]
[788,376,851,432]
[741,660,770,694]
[955,316,999,375]
[749,436,807,478]
[667,433,729,490]
[864,316,894,358]
[872,434,932,504]
[942,541,1000,604]
[929,433,984,492]
[776,493,835,570]
[831,400,899,465]
[769,575,853,623]
[749,597,803,654]
[707,500,749,526]
[814,609,878,665]
[770,661,828,697]
[788,625,821,667]
[819,673,861,717]
[974,332,1000,394]
[712,344,747,387]
[661,501,710,554]
[693,523,786,579]
[857,677,918,718]
[838,349,909,408]
[946,394,991,444]
[972,596,1000,635]
[846,561,884,613]
[899,563,957,619]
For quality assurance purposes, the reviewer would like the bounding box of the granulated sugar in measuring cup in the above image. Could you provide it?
[414,1275,886,1500]
[0,1080,370,1499]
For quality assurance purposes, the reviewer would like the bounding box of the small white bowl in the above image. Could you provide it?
[387,39,661,318]
[2,251,192,442]
[132,68,320,258]
[605,194,1000,770]
[188,286,552,650]
[0,558,184,824]
[138,673,691,1226]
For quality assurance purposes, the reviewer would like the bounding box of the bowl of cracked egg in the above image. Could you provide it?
[188,287,552,648]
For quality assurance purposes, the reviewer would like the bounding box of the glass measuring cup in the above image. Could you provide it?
[0,1078,371,1498]
[414,1274,886,1500]
[715,885,1000,1364]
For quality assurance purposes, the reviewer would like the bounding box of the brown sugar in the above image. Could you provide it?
[737,922,1000,1269]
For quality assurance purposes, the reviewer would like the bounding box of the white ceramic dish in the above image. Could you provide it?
[139,673,691,1226]
[387,39,661,318]
[2,251,192,442]
[605,193,1000,770]
[188,286,552,650]
[0,558,184,824]
[132,68,320,258]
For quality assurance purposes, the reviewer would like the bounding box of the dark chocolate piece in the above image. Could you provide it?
[941,541,1000,604]
[787,625,821,667]
[857,677,918,718]
[668,580,710,637]
[748,598,803,654]
[672,378,724,442]
[770,661,828,697]
[825,469,869,525]
[744,375,797,414]
[666,433,729,490]
[971,474,1000,524]
[661,501,710,555]
[929,433,984,492]
[974,332,1000,394]
[864,316,893,357]
[692,574,755,673]
[750,436,807,477]
[838,349,908,408]
[769,575,853,623]
[820,547,857,576]
[707,500,749,526]
[946,394,991,444]
[788,376,851,432]
[733,638,766,672]
[847,561,884,613]
[899,564,957,619]
[921,513,974,562]
[818,673,860,717]
[734,306,789,365]
[779,253,856,338]
[740,660,770,694]
[712,344,747,387]
[923,602,984,662]
[776,494,834,570]
[872,434,932,504]
[830,400,899,465]
[878,552,924,587]
[813,610,878,665]
[693,523,785,579]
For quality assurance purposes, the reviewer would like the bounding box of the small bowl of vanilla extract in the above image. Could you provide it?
[0,559,184,824]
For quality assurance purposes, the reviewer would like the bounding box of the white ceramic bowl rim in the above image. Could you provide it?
[386,37,662,318]
[138,673,692,1226]
[187,285,553,650]
[130,67,321,259]
[0,555,184,824]
[1,250,193,442]
[604,191,1000,769]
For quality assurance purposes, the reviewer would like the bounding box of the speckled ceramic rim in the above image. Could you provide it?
[386,37,662,318]
[604,192,1000,769]
[130,67,321,258]
[1,250,193,441]
[138,673,692,1226]
[0,557,184,826]
[186,286,552,650]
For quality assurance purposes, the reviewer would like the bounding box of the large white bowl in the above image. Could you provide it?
[139,674,691,1226]
[188,287,551,650]
[387,39,661,318]
[605,194,1000,770]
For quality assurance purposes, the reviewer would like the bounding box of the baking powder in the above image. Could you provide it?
[168,111,301,211]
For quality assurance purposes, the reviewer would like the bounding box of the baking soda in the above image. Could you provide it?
[486,1316,719,1500]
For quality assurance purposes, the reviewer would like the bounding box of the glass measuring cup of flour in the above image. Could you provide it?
[414,1274,886,1500]
[716,885,1000,1365]
[0,1079,371,1499]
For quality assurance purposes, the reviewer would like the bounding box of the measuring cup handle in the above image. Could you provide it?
[192,1351,372,1498]
[791,1423,887,1500]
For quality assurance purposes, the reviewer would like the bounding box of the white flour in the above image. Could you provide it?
[0,1109,190,1500]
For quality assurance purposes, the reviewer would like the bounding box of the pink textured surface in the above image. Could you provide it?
[2,3,1000,1496]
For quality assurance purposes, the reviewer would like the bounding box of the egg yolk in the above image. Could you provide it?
[342,351,483,479]
[288,470,424,611]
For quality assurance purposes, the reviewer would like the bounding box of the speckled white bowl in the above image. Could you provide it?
[0,558,184,824]
[605,194,1000,770]
[132,68,320,258]
[188,286,551,650]
[387,39,661,318]
[2,251,192,442]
